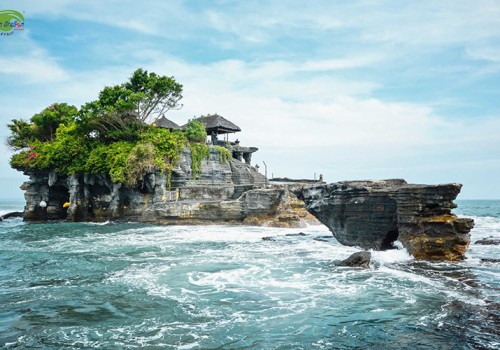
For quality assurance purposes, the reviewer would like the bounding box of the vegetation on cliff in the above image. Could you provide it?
[7,69,221,188]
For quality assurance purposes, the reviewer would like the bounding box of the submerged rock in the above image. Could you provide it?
[480,258,500,263]
[1,211,24,220]
[338,251,371,268]
[474,239,500,245]
[296,179,474,261]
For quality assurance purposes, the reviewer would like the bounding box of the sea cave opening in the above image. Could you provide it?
[47,184,70,220]
[381,229,399,250]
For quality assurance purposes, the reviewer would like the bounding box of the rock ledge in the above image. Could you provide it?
[297,179,474,261]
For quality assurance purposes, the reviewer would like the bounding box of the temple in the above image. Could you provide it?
[156,113,258,166]
[154,115,181,131]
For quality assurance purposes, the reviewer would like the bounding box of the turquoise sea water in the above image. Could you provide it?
[0,199,499,349]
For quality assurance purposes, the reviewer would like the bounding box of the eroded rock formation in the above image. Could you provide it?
[297,179,474,261]
[20,148,316,227]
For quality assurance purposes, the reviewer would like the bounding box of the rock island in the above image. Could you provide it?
[7,69,474,260]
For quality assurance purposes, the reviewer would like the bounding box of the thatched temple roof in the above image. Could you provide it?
[193,114,241,135]
[154,115,181,130]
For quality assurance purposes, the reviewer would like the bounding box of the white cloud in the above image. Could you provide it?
[0,38,68,83]
[0,56,68,83]
[466,45,500,63]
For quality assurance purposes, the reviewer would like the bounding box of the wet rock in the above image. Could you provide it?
[314,236,335,242]
[474,239,500,245]
[297,179,474,261]
[338,251,371,268]
[1,211,24,220]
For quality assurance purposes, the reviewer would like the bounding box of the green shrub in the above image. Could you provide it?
[10,123,91,174]
[39,123,90,174]
[108,144,135,184]
[9,141,46,171]
[122,142,157,187]
[85,142,134,181]
[140,127,187,188]
[214,146,232,163]
[184,119,207,143]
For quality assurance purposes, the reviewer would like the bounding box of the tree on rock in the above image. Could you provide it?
[125,68,183,122]
[7,103,78,149]
[8,68,187,190]
[80,68,183,125]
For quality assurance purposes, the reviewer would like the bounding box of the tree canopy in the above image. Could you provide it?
[79,68,183,124]
[7,69,221,188]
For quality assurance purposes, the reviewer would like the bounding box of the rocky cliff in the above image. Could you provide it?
[297,179,474,261]
[20,148,316,227]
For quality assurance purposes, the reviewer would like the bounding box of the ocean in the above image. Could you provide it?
[0,199,498,349]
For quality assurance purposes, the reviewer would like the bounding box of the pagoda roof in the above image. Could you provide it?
[192,114,241,134]
[154,115,181,130]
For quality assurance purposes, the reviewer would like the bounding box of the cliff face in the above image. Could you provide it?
[21,148,315,227]
[297,179,474,261]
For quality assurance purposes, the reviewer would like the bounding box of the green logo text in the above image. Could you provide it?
[0,10,25,36]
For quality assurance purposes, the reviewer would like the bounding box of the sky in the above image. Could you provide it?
[1,0,500,199]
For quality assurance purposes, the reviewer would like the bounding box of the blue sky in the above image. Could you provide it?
[1,0,500,199]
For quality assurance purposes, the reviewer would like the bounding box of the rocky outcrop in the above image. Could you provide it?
[0,211,24,220]
[20,147,317,227]
[338,251,371,268]
[297,179,474,261]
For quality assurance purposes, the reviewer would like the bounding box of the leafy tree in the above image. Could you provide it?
[79,68,183,126]
[6,119,33,150]
[125,68,183,122]
[7,103,78,150]
[184,119,207,143]
[80,110,144,143]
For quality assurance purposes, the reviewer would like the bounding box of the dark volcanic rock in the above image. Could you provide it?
[338,251,371,267]
[1,211,24,220]
[481,258,500,263]
[297,179,474,261]
[474,239,500,245]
